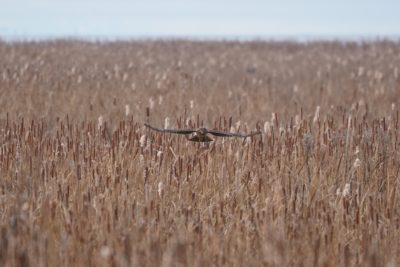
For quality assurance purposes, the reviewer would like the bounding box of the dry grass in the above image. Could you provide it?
[0,39,400,267]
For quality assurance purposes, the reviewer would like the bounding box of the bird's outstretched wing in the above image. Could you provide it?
[208,129,261,138]
[144,123,196,135]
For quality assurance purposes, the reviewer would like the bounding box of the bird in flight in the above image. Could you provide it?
[144,123,261,142]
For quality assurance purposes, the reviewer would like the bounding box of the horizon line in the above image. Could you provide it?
[1,33,400,43]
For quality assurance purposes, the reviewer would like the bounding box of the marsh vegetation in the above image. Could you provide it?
[0,40,400,266]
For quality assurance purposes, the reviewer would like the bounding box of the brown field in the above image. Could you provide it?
[0,39,400,267]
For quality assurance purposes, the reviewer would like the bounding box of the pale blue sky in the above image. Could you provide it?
[1,0,399,40]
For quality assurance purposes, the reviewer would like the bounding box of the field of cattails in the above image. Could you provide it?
[0,39,400,267]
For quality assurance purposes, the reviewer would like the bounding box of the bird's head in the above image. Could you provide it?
[196,128,208,136]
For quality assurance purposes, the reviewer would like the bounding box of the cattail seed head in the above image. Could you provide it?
[125,105,130,116]
[139,135,146,147]
[342,183,351,197]
[313,106,320,123]
[264,121,271,134]
[149,98,155,109]
[354,146,360,155]
[235,121,241,130]
[158,182,164,198]
[336,188,342,196]
[98,116,104,129]
[353,158,361,169]
[100,246,112,259]
[164,117,170,129]
[295,114,301,126]
[271,113,277,125]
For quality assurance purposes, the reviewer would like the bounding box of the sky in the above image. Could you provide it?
[1,0,399,40]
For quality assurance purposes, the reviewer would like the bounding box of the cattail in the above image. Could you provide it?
[293,84,299,93]
[317,69,322,78]
[149,98,155,109]
[271,113,276,125]
[235,121,241,130]
[235,151,240,161]
[313,106,320,123]
[139,135,146,147]
[158,182,164,198]
[264,121,271,134]
[374,70,383,80]
[190,100,194,109]
[294,114,300,127]
[245,136,252,146]
[345,115,352,147]
[164,117,170,129]
[100,246,113,259]
[157,150,163,158]
[228,145,233,157]
[391,103,396,111]
[336,188,342,196]
[353,158,361,169]
[98,116,104,129]
[358,67,364,77]
[125,105,130,116]
[342,183,351,197]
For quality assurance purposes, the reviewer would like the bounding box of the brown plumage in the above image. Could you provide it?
[144,123,261,142]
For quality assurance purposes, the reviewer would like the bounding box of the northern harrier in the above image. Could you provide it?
[144,123,261,142]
